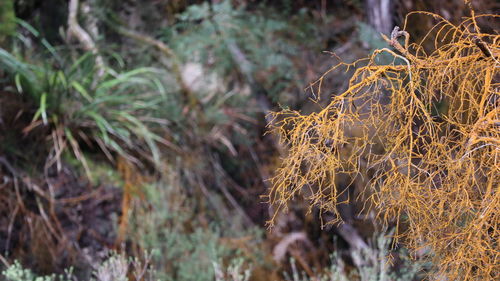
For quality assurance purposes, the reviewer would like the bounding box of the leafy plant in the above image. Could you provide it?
[285,233,426,281]
[2,261,73,281]
[213,258,251,281]
[127,176,261,281]
[163,0,313,102]
[1,23,171,174]
[2,253,157,281]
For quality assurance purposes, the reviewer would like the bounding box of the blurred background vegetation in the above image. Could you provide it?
[0,0,497,280]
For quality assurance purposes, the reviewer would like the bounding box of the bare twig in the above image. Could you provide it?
[0,156,17,177]
[473,36,493,58]
[67,0,105,78]
[212,157,255,228]
[0,253,9,268]
[336,223,377,268]
[5,204,18,258]
[272,232,310,262]
[381,26,417,63]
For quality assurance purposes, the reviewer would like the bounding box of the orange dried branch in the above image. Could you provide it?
[116,157,145,247]
[268,11,500,280]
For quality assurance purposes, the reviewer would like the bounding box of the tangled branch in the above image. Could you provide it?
[268,12,499,280]
[67,0,105,78]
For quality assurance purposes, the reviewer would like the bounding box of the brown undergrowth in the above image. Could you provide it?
[0,91,123,276]
[0,161,122,276]
[268,10,499,280]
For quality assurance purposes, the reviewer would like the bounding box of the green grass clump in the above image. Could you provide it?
[1,22,171,174]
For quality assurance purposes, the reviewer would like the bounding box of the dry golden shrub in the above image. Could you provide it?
[268,10,499,280]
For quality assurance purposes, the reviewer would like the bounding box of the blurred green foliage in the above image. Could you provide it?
[129,177,263,281]
[163,0,315,103]
[0,0,15,42]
